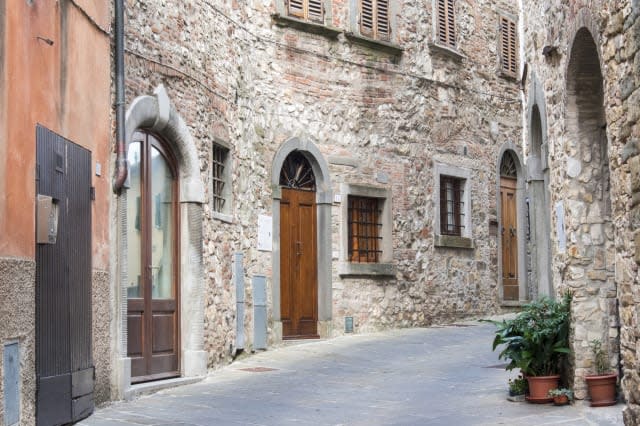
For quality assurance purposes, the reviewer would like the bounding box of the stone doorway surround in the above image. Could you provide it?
[496,144,527,304]
[114,85,207,398]
[526,73,553,300]
[271,138,333,341]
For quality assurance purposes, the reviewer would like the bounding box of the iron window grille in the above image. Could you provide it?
[279,151,316,190]
[348,196,383,263]
[212,144,228,213]
[440,175,465,236]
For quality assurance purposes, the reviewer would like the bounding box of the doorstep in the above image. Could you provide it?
[125,376,205,401]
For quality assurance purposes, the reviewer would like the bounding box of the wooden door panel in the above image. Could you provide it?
[500,178,518,301]
[152,314,175,353]
[281,188,318,338]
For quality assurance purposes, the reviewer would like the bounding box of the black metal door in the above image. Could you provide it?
[35,125,94,425]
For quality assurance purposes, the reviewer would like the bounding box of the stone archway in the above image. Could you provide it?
[115,85,207,397]
[271,138,333,340]
[526,74,553,299]
[565,24,616,398]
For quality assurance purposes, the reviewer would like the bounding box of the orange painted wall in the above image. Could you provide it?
[0,0,111,269]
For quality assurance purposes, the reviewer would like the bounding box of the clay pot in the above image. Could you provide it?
[553,395,569,406]
[585,373,617,407]
[526,375,560,403]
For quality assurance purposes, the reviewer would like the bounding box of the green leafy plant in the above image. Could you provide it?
[590,339,610,375]
[483,293,572,376]
[548,388,573,399]
[508,375,528,396]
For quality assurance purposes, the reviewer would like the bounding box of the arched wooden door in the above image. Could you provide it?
[500,152,518,301]
[127,131,180,382]
[280,151,319,339]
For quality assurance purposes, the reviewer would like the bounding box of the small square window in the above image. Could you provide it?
[348,196,383,263]
[439,176,465,236]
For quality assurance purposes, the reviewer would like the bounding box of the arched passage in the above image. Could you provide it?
[116,85,207,396]
[565,24,616,396]
[271,138,333,340]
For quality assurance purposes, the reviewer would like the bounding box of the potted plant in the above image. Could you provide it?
[485,293,572,403]
[507,375,527,402]
[548,388,573,405]
[585,339,617,407]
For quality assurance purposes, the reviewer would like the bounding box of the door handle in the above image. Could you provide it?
[296,241,302,256]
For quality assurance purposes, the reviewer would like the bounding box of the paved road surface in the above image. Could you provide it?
[80,318,623,425]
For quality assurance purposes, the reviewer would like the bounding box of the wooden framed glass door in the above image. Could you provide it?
[126,132,180,383]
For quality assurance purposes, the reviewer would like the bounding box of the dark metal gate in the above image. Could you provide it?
[35,125,94,425]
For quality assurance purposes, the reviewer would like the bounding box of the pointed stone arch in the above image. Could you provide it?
[271,137,333,340]
[496,144,527,304]
[115,85,207,398]
[526,73,553,299]
[564,18,616,399]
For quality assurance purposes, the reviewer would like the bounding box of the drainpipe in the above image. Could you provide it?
[113,0,127,193]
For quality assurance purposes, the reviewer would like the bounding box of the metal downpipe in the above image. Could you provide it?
[113,0,127,193]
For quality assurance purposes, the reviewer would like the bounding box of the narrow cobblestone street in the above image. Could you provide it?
[81,318,623,425]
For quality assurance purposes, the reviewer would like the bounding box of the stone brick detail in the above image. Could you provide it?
[123,0,521,368]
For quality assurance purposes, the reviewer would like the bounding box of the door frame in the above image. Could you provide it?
[271,138,332,341]
[116,86,207,398]
[496,145,527,303]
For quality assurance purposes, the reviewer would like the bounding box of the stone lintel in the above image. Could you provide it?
[434,235,475,249]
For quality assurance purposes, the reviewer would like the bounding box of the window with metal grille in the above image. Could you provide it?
[440,176,465,236]
[348,196,383,263]
[360,0,390,41]
[212,144,229,213]
[436,0,456,48]
[500,16,517,76]
[287,0,324,23]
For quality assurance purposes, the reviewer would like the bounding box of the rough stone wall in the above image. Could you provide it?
[522,0,639,415]
[123,0,521,368]
[0,258,36,426]
[92,270,112,404]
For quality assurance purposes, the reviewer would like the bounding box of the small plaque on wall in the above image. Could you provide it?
[257,215,273,251]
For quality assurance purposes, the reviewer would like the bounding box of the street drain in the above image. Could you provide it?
[238,367,278,372]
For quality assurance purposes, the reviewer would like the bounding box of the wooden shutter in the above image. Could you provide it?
[360,0,374,37]
[437,0,455,48]
[308,0,323,22]
[376,0,390,40]
[288,0,305,19]
[500,16,517,75]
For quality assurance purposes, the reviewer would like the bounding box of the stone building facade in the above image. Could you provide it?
[111,0,522,398]
[521,0,640,423]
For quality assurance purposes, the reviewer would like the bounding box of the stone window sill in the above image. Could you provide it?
[428,42,466,61]
[434,235,474,249]
[501,300,528,308]
[498,69,519,82]
[338,262,396,277]
[271,14,342,38]
[212,211,233,224]
[344,32,404,55]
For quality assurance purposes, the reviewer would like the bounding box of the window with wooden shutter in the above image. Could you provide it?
[436,0,456,48]
[287,0,324,23]
[359,0,390,41]
[500,16,518,76]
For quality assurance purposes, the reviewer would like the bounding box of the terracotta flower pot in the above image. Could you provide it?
[526,375,560,403]
[553,395,569,406]
[585,373,617,407]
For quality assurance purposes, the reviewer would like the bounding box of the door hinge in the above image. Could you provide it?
[90,187,96,201]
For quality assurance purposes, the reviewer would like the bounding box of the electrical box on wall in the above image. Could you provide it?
[36,195,58,244]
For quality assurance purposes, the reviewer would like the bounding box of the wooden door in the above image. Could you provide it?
[127,132,180,383]
[36,125,94,425]
[500,177,518,301]
[280,188,318,339]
